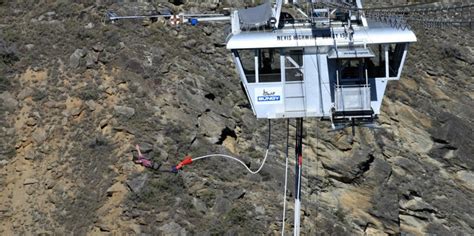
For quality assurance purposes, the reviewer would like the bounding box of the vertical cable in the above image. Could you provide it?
[281,119,290,236]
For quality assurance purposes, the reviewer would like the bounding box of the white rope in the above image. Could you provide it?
[191,149,270,175]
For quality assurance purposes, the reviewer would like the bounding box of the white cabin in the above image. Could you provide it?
[226,1,416,127]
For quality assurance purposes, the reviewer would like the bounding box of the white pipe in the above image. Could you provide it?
[365,68,368,85]
[192,16,231,22]
[109,14,226,21]
[294,199,301,236]
[182,13,226,17]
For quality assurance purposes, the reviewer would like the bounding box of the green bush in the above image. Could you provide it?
[32,89,47,102]
[135,173,185,208]
[0,76,10,93]
[78,87,100,101]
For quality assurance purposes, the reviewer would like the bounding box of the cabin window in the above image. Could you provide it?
[285,50,303,81]
[388,43,406,77]
[367,45,385,78]
[234,49,282,83]
[235,49,257,83]
[339,59,364,80]
[258,49,281,83]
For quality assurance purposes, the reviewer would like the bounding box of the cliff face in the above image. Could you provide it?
[0,1,473,235]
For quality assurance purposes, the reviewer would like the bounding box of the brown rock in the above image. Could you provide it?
[69,48,86,68]
[44,179,56,189]
[25,117,37,127]
[0,206,10,213]
[198,113,224,143]
[0,160,8,166]
[85,51,99,68]
[114,105,135,118]
[106,182,127,196]
[156,212,169,223]
[24,178,39,185]
[456,171,474,190]
[24,150,36,160]
[158,222,186,235]
[44,101,65,109]
[85,100,99,111]
[0,91,18,110]
[97,223,111,232]
[32,128,47,144]
[26,186,35,195]
[17,87,34,100]
[92,44,104,52]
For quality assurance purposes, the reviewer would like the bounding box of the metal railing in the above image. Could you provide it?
[335,67,371,112]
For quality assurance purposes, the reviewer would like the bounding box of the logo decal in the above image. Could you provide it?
[255,87,283,104]
[258,89,280,102]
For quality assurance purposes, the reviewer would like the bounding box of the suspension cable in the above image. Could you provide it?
[316,1,474,29]
[321,0,471,11]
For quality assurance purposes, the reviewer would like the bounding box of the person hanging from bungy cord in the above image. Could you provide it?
[134,144,194,173]
[134,144,161,170]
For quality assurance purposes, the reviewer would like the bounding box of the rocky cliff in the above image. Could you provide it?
[0,1,473,235]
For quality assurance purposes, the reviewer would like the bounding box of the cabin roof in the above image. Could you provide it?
[226,21,417,50]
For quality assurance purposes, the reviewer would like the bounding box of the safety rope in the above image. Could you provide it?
[172,120,272,174]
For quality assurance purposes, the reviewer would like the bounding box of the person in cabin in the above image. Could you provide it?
[134,144,161,170]
[262,57,273,73]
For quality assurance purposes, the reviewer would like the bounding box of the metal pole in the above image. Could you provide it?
[192,16,231,22]
[294,118,303,236]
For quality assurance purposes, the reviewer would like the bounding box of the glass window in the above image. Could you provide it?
[235,49,283,83]
[259,49,281,83]
[235,49,256,83]
[367,45,385,78]
[339,59,363,79]
[285,50,304,82]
